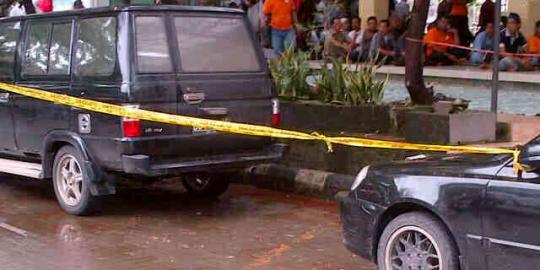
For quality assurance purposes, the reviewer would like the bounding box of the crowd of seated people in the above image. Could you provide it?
[311,0,540,72]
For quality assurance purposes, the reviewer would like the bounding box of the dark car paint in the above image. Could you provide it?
[0,6,284,193]
[341,153,540,270]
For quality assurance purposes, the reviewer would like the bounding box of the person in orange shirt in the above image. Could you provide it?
[263,0,298,56]
[449,0,472,46]
[424,16,465,66]
[519,21,540,70]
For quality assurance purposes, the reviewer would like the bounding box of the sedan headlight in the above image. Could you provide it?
[351,166,370,191]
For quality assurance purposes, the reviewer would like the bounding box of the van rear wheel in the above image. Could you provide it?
[53,146,99,216]
[182,173,230,199]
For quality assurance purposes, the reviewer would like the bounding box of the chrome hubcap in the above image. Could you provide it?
[56,155,83,207]
[385,226,441,270]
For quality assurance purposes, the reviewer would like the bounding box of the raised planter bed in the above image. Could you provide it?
[280,100,391,134]
[403,110,496,145]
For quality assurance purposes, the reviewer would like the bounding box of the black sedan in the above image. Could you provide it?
[340,138,540,270]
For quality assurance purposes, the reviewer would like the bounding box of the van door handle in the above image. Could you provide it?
[0,93,10,103]
[183,93,205,105]
[200,107,228,116]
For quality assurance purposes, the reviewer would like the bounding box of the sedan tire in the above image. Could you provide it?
[377,212,459,270]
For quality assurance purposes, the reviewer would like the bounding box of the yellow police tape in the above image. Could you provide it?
[0,82,523,173]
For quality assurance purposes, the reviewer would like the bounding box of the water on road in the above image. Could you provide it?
[0,176,375,270]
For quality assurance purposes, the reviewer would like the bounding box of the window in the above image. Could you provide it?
[136,16,172,73]
[22,22,51,76]
[75,17,117,77]
[174,16,260,73]
[48,23,72,75]
[0,22,21,79]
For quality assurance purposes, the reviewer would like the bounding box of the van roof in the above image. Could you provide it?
[0,5,244,22]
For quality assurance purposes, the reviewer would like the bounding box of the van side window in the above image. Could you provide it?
[135,16,172,73]
[75,17,117,77]
[22,22,52,76]
[0,22,21,80]
[174,16,261,73]
[48,23,72,75]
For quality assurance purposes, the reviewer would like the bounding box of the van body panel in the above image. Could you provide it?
[0,6,284,179]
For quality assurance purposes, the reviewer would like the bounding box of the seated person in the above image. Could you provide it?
[498,13,528,71]
[349,16,378,62]
[324,17,351,59]
[390,14,406,65]
[523,20,540,69]
[348,17,362,43]
[369,19,396,64]
[501,20,540,71]
[471,21,495,66]
[424,16,466,66]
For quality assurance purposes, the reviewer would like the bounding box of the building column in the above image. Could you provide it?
[359,0,389,26]
[508,0,540,37]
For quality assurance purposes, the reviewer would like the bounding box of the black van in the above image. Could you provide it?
[0,5,285,215]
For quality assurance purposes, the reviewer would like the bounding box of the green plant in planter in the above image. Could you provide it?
[314,57,347,104]
[315,56,387,105]
[343,57,388,105]
[269,47,311,100]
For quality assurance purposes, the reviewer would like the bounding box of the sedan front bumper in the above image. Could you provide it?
[339,191,386,262]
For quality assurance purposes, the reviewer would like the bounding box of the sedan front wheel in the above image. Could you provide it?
[377,212,459,270]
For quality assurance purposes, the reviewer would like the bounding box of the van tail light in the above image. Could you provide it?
[122,119,141,138]
[122,104,141,138]
[272,98,280,128]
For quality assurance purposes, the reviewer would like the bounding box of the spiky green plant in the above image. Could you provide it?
[343,57,388,105]
[314,58,348,104]
[269,47,311,100]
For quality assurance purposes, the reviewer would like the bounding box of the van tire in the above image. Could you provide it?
[52,146,100,216]
[182,173,230,199]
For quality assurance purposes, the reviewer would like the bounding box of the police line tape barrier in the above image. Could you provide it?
[0,82,524,172]
[406,37,540,58]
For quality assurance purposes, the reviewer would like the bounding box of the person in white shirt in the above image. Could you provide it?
[9,1,26,17]
[348,17,363,44]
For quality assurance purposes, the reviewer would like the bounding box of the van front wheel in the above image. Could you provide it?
[53,146,99,215]
[182,173,230,199]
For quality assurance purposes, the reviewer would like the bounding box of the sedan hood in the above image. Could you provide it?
[369,153,511,178]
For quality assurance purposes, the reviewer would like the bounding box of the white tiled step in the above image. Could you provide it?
[0,158,42,179]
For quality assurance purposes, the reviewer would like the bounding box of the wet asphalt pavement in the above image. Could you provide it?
[0,174,376,270]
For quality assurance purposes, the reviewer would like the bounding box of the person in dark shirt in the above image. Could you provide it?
[498,13,527,71]
[369,19,396,64]
[437,0,452,20]
[477,0,494,34]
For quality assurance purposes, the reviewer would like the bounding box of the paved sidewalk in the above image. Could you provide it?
[309,61,540,85]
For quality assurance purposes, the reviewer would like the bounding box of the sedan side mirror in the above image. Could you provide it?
[518,144,540,171]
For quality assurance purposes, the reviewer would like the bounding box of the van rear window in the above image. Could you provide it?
[174,16,260,73]
[135,16,173,73]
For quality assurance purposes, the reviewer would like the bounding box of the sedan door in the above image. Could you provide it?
[483,163,540,270]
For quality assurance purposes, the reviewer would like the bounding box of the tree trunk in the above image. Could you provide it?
[405,0,433,105]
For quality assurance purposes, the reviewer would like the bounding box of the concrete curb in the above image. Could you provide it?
[239,164,355,199]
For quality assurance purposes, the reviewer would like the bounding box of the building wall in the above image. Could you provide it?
[508,0,540,37]
[359,0,389,27]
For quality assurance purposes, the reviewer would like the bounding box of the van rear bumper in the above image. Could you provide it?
[121,143,287,177]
